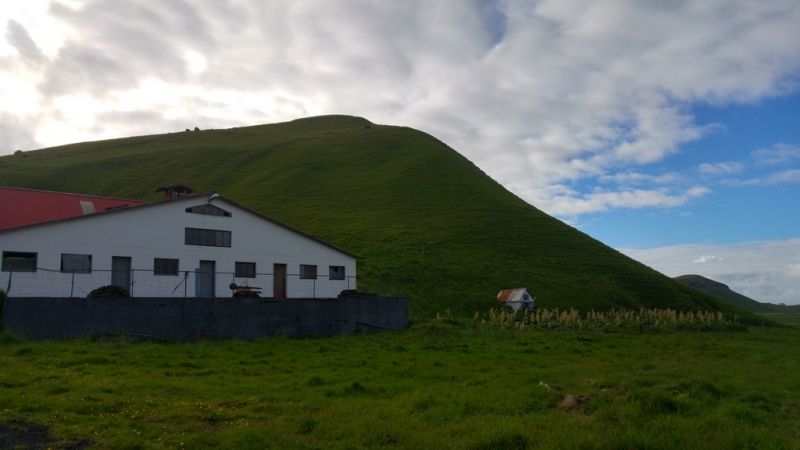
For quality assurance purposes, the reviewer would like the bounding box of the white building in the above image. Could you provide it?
[0,188,357,298]
[497,288,535,312]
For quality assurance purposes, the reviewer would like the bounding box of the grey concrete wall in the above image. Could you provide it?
[1,296,408,341]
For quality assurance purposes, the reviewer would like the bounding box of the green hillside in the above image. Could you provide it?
[675,274,800,326]
[1,115,759,322]
[676,275,767,313]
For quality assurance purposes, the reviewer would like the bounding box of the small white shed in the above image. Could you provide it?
[497,288,535,312]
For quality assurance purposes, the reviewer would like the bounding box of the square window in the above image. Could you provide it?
[61,254,92,274]
[154,258,179,276]
[329,266,345,280]
[2,251,37,272]
[235,262,256,278]
[300,264,317,280]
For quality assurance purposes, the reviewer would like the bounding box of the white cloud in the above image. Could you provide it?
[620,239,800,305]
[525,185,711,216]
[699,162,744,174]
[1,0,799,216]
[184,51,207,74]
[693,255,722,263]
[599,172,682,185]
[733,169,800,186]
[752,143,800,166]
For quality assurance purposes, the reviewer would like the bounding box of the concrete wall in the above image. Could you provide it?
[2,296,408,341]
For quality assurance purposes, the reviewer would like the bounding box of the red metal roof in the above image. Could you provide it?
[0,187,148,230]
[497,288,530,303]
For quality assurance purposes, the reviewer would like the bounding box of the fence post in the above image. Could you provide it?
[130,270,135,297]
[184,271,188,298]
[70,271,75,298]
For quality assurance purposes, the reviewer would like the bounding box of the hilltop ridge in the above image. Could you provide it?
[675,274,800,315]
[0,115,759,321]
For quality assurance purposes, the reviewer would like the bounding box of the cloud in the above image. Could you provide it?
[752,143,800,166]
[0,112,39,152]
[693,255,721,263]
[5,19,45,66]
[598,172,681,185]
[699,162,744,175]
[526,185,711,216]
[1,0,799,218]
[733,169,800,186]
[620,239,800,305]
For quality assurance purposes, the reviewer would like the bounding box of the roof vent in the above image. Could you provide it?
[156,184,195,200]
[79,201,96,214]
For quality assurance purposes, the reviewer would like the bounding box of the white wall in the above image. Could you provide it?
[0,196,357,298]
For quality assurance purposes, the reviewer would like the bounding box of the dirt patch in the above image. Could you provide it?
[0,420,94,449]
[558,394,591,411]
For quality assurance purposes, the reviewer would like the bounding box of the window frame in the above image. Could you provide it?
[1,251,38,273]
[154,258,179,276]
[184,228,232,248]
[235,262,256,278]
[329,265,345,280]
[60,253,92,274]
[299,264,317,280]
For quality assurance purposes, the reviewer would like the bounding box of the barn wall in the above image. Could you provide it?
[2,296,408,341]
[0,197,356,298]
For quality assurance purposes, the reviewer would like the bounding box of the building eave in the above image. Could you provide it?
[0,191,359,259]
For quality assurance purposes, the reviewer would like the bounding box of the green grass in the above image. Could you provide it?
[758,314,800,328]
[1,323,799,449]
[0,115,762,323]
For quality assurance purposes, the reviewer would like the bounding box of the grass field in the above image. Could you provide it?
[1,320,799,449]
[758,314,800,329]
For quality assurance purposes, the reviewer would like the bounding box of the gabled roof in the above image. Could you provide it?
[0,189,357,258]
[0,186,148,230]
[497,288,532,303]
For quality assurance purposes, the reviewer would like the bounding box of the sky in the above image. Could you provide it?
[1,0,799,304]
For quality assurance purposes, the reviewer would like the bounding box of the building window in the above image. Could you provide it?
[185,204,232,217]
[235,262,256,278]
[154,258,179,276]
[185,228,232,247]
[300,264,317,280]
[1,251,37,272]
[61,254,92,274]
[329,266,345,280]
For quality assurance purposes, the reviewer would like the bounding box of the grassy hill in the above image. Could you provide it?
[675,274,800,327]
[0,115,760,322]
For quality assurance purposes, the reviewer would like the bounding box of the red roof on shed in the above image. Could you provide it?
[0,187,148,230]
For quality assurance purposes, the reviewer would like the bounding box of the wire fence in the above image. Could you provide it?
[1,268,407,299]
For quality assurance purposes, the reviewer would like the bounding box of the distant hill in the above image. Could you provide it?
[674,275,800,314]
[0,115,761,322]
